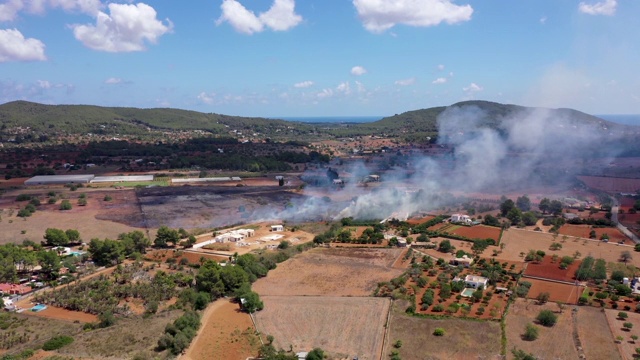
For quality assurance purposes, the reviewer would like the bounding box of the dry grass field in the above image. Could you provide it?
[385,301,501,360]
[181,299,260,360]
[253,296,390,360]
[497,228,640,267]
[505,299,578,360]
[252,248,404,296]
[605,308,640,360]
[578,307,621,360]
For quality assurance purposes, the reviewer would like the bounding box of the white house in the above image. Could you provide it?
[450,214,472,224]
[464,275,488,289]
[271,225,284,232]
[450,255,474,267]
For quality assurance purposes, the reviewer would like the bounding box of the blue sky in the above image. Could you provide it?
[0,0,639,117]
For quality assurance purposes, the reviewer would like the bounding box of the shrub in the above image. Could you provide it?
[523,323,539,341]
[619,311,629,320]
[624,322,634,331]
[432,304,444,312]
[42,335,74,350]
[536,310,557,327]
[433,328,445,336]
[60,200,72,210]
[16,194,32,201]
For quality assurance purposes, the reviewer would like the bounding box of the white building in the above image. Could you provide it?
[271,225,284,232]
[450,214,472,224]
[464,275,488,289]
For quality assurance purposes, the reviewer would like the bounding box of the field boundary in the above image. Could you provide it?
[521,274,578,286]
[380,298,393,360]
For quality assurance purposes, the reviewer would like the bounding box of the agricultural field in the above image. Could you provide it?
[523,256,582,282]
[559,224,630,244]
[577,176,640,193]
[252,248,405,296]
[448,224,502,243]
[253,296,390,360]
[497,228,640,268]
[505,299,579,360]
[578,307,621,360]
[605,308,640,360]
[524,278,583,305]
[385,301,501,360]
[181,299,260,360]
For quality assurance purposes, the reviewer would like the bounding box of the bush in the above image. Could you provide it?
[536,309,557,327]
[433,327,445,336]
[523,323,539,341]
[103,195,113,201]
[59,200,72,210]
[16,194,32,201]
[42,335,74,350]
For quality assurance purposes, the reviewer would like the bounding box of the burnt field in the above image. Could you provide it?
[99,185,347,230]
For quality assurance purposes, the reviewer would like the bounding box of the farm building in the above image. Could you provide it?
[271,225,284,232]
[367,174,380,182]
[450,254,474,267]
[450,214,472,224]
[464,275,488,289]
[24,174,95,186]
[170,176,242,184]
[332,179,344,185]
[91,175,154,183]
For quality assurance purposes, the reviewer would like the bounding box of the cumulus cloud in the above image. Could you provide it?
[0,28,46,62]
[336,81,351,94]
[71,3,172,52]
[316,88,333,99]
[104,77,132,85]
[49,0,101,16]
[217,0,302,35]
[395,77,415,86]
[351,65,367,76]
[353,0,473,33]
[0,0,24,22]
[432,77,447,84]
[463,82,483,92]
[437,64,445,70]
[197,92,216,104]
[294,80,314,88]
[579,0,617,15]
[0,0,102,21]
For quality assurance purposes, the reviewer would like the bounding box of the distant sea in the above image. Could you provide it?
[274,116,384,123]
[597,114,640,126]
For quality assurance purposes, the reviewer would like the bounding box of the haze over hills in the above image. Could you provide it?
[0,100,636,142]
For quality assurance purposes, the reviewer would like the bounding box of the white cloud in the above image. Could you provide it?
[72,3,172,52]
[539,16,547,24]
[197,92,216,104]
[294,80,314,88]
[355,80,366,93]
[37,80,51,89]
[463,82,483,92]
[259,0,303,31]
[432,77,447,84]
[105,77,123,84]
[437,64,445,71]
[578,0,616,16]
[0,0,24,22]
[353,0,473,33]
[316,88,333,99]
[395,77,415,86]
[0,28,46,62]
[217,0,302,35]
[49,0,102,16]
[351,65,367,76]
[336,81,351,94]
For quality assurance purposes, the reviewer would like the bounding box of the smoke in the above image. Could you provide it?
[272,103,627,222]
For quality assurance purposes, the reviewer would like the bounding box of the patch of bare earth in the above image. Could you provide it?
[253,296,390,360]
[605,308,640,360]
[252,248,404,296]
[505,298,578,360]
[577,307,621,360]
[386,301,501,360]
[181,299,260,360]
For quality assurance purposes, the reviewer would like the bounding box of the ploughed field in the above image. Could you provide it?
[252,247,405,296]
[253,296,390,360]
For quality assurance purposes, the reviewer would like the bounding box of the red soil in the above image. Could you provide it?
[523,256,582,283]
[526,278,583,305]
[559,224,630,244]
[451,225,502,242]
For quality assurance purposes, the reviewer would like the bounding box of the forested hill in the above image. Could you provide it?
[0,100,633,142]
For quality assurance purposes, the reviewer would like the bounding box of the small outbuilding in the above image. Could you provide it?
[271,225,284,232]
[449,254,474,267]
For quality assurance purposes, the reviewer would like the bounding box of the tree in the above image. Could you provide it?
[619,311,629,320]
[538,198,551,214]
[155,226,179,248]
[44,228,69,246]
[621,251,633,263]
[483,214,501,227]
[516,195,531,211]
[523,323,539,341]
[77,197,87,206]
[38,250,61,279]
[433,328,445,336]
[500,199,515,216]
[512,349,537,360]
[242,291,264,313]
[536,309,557,327]
[506,207,523,225]
[522,212,538,226]
[119,230,151,254]
[550,200,563,216]
[438,239,454,253]
[536,292,550,304]
[88,238,126,266]
[65,229,80,242]
[624,322,634,331]
[306,348,325,360]
[59,200,72,210]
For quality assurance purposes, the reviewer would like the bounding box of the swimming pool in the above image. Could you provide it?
[461,288,475,297]
[31,304,47,312]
